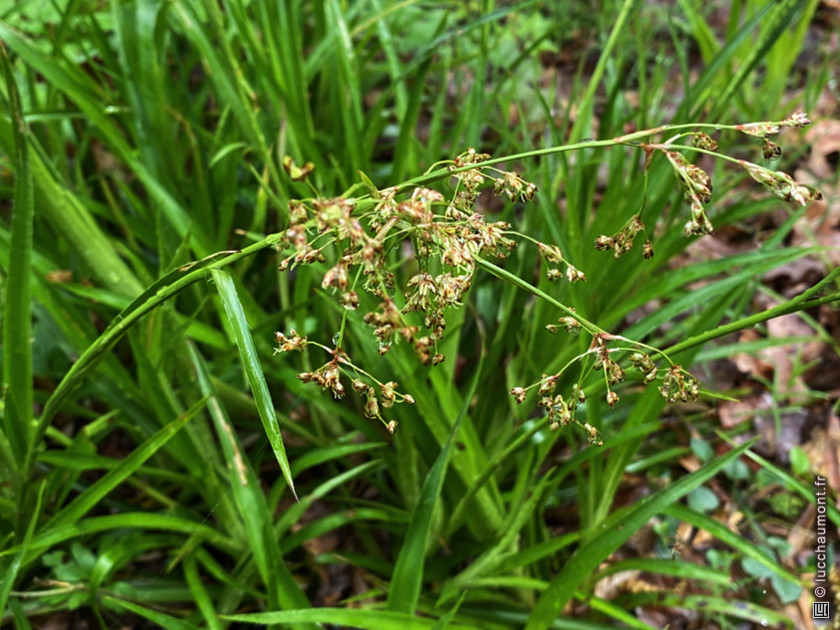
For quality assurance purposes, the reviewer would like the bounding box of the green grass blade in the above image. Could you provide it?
[212,268,297,499]
[388,357,482,614]
[223,607,472,629]
[183,554,223,630]
[101,596,203,630]
[30,233,284,477]
[189,342,313,615]
[0,22,212,257]
[525,438,757,630]
[0,480,44,615]
[2,513,240,563]
[45,400,202,530]
[0,40,34,470]
[664,503,803,586]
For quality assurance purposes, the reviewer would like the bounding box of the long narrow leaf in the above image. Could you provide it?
[0,40,34,471]
[525,439,757,630]
[212,269,296,498]
[388,356,483,613]
[45,400,203,529]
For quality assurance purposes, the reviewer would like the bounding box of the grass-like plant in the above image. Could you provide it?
[1,1,837,628]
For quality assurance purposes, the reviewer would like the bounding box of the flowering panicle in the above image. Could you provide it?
[661,149,715,237]
[275,116,820,440]
[275,147,549,430]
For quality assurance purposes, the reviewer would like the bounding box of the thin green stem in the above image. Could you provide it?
[476,256,603,336]
[667,291,840,357]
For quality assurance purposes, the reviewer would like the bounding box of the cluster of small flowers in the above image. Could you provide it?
[591,333,625,407]
[538,243,586,282]
[594,215,653,259]
[663,149,715,237]
[493,170,538,202]
[512,379,601,445]
[545,309,580,335]
[735,112,810,138]
[741,162,822,207]
[274,330,414,432]
[658,365,700,403]
[510,330,703,443]
[276,150,553,431]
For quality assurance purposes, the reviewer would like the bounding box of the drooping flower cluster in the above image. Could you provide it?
[663,149,715,237]
[275,148,572,431]
[741,163,822,206]
[594,215,653,259]
[274,332,414,432]
[510,328,703,442]
[513,374,601,445]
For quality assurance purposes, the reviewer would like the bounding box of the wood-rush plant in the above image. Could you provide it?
[274,114,822,442]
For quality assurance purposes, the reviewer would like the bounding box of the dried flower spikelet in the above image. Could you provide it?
[743,163,822,206]
[537,242,564,264]
[559,315,581,334]
[594,235,615,252]
[322,364,345,398]
[583,423,603,446]
[571,383,585,404]
[511,387,527,403]
[606,391,619,408]
[364,393,380,419]
[341,291,359,310]
[642,240,654,259]
[692,132,718,151]
[658,365,700,403]
[288,200,309,225]
[565,265,586,283]
[607,360,625,385]
[432,352,445,366]
[322,260,349,291]
[780,112,810,128]
[546,269,563,282]
[630,352,657,383]
[736,121,780,138]
[762,138,782,161]
[386,420,398,434]
[274,329,307,353]
[494,171,538,202]
[351,379,368,394]
[381,381,398,408]
[282,155,315,181]
[538,374,558,397]
[403,394,415,405]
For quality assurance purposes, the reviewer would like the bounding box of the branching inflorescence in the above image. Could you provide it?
[274,115,821,439]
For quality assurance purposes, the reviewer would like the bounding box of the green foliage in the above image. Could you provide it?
[0,1,837,628]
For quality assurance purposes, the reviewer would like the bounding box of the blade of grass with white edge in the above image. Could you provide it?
[388,356,483,614]
[212,269,297,499]
[525,438,757,630]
